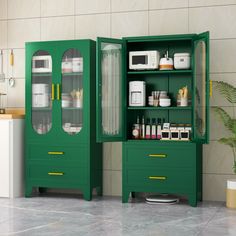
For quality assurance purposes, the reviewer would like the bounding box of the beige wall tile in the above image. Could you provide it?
[111,142,122,171]
[149,9,188,36]
[203,141,234,174]
[1,50,8,79]
[8,19,40,48]
[6,49,25,79]
[189,0,236,7]
[0,21,7,48]
[103,170,112,196]
[112,11,148,38]
[41,0,74,17]
[7,0,40,19]
[149,0,188,10]
[103,143,112,170]
[0,0,7,20]
[111,0,148,12]
[210,106,232,141]
[41,16,74,41]
[75,0,110,15]
[111,170,122,196]
[210,39,236,73]
[210,73,236,107]
[189,5,236,39]
[75,14,110,40]
[7,78,25,107]
[203,173,234,201]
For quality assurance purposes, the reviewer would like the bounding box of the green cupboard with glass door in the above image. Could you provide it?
[96,32,210,207]
[25,39,102,200]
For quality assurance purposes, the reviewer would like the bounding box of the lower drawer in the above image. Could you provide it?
[28,164,87,185]
[126,169,194,191]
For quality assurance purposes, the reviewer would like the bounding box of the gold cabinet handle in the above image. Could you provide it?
[52,84,55,100]
[48,172,64,176]
[149,176,166,180]
[209,80,212,97]
[57,84,60,100]
[48,151,64,155]
[148,154,167,158]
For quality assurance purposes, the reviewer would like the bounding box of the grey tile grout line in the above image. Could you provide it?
[203,173,236,176]
[188,0,189,33]
[110,0,112,37]
[74,0,76,39]
[40,0,41,41]
[147,0,150,36]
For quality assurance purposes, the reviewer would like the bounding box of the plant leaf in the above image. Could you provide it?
[212,107,233,132]
[213,81,236,103]
[218,137,236,148]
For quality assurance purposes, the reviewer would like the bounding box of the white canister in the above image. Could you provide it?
[174,53,191,70]
[32,84,49,107]
[32,84,49,93]
[72,57,83,72]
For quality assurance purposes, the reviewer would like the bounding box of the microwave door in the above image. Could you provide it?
[132,55,148,66]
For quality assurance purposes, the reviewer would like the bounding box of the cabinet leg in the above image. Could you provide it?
[83,189,92,201]
[96,186,103,196]
[131,192,136,198]
[188,195,197,207]
[25,186,32,198]
[38,187,47,194]
[122,191,130,203]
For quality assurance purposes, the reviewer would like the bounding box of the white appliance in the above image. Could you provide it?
[174,53,191,69]
[159,51,174,70]
[32,84,49,107]
[129,51,160,70]
[72,57,83,72]
[32,55,52,73]
[129,81,146,106]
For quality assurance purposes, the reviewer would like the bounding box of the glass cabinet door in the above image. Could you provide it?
[193,32,209,143]
[31,50,52,135]
[96,38,125,142]
[61,49,83,135]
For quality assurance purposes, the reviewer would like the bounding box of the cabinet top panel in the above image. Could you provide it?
[123,33,197,43]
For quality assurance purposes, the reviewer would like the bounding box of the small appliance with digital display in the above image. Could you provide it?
[129,81,146,106]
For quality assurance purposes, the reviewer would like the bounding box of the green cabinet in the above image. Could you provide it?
[25,39,102,200]
[96,32,209,206]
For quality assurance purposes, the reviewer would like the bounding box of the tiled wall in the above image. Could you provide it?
[1,0,236,201]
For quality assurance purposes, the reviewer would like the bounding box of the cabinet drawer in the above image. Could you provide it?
[124,143,196,168]
[29,164,87,185]
[126,169,193,191]
[29,144,88,166]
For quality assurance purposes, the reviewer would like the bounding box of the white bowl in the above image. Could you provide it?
[159,98,171,107]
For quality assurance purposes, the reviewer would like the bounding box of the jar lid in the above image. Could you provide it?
[174,53,190,57]
[227,179,236,190]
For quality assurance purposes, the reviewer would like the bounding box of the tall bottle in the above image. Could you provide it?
[157,118,162,140]
[145,118,151,139]
[151,118,157,139]
[132,116,140,139]
[141,115,145,139]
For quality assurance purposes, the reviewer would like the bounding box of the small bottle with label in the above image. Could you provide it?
[132,116,140,139]
[141,115,145,139]
[157,118,162,140]
[151,118,157,139]
[145,118,151,139]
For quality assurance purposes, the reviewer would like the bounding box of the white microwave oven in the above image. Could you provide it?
[32,55,52,73]
[129,50,160,70]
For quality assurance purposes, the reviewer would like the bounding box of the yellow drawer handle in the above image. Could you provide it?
[52,84,55,100]
[149,176,166,180]
[48,151,64,155]
[210,80,212,97]
[57,84,60,100]
[48,172,64,176]
[148,154,167,158]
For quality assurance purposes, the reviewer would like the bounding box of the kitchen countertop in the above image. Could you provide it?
[0,108,25,119]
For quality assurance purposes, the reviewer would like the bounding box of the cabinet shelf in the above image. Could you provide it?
[62,107,82,110]
[127,106,191,110]
[127,70,192,75]
[62,72,83,76]
[32,107,52,111]
[32,72,52,77]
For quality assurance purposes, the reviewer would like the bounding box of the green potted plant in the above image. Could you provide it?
[213,81,236,174]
